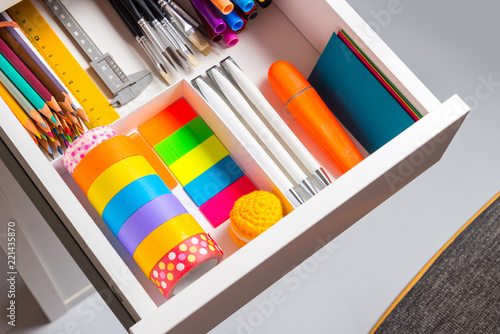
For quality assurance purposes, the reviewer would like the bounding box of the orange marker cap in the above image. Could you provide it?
[268,61,364,174]
[209,0,234,15]
[268,61,311,105]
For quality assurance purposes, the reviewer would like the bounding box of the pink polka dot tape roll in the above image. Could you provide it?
[150,233,223,299]
[63,126,117,174]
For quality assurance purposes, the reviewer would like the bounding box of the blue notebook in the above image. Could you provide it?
[308,33,415,153]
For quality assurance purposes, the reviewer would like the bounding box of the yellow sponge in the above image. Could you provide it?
[229,191,283,246]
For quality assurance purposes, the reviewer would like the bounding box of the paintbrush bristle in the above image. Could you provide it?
[200,44,212,56]
[160,71,174,85]
[188,31,211,55]
[186,53,200,67]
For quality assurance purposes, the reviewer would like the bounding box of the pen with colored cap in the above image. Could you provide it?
[232,0,255,12]
[192,76,305,207]
[268,61,364,174]
[221,57,331,187]
[256,0,272,9]
[207,66,318,198]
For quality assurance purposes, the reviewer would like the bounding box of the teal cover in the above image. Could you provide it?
[308,33,414,153]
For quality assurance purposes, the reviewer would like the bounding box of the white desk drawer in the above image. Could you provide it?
[0,0,469,333]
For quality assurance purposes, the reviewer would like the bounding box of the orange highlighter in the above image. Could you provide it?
[268,61,364,174]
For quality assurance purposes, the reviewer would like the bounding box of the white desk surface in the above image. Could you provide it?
[1,1,499,333]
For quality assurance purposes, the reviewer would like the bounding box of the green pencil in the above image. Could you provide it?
[0,53,53,120]
[0,69,48,129]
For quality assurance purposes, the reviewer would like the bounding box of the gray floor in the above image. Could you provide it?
[376,195,500,333]
[4,0,500,333]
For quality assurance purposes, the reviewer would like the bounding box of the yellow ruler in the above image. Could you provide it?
[8,0,120,128]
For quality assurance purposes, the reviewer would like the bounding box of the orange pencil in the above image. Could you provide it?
[0,82,42,138]
[26,128,39,145]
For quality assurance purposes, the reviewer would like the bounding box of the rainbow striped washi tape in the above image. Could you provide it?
[138,98,258,228]
[62,127,223,299]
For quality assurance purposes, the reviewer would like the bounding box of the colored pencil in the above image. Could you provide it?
[44,113,58,127]
[64,109,79,125]
[0,36,62,113]
[38,137,54,159]
[0,81,40,138]
[26,129,39,145]
[35,122,54,138]
[0,15,89,122]
[0,68,48,129]
[50,127,62,147]
[0,53,53,120]
[0,27,73,114]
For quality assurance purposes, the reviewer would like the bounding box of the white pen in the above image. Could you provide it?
[207,66,318,198]
[220,57,332,188]
[192,76,305,207]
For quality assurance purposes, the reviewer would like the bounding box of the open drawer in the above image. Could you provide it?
[0,0,469,333]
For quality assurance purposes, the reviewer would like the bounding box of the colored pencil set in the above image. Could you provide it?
[0,13,89,160]
[109,0,271,83]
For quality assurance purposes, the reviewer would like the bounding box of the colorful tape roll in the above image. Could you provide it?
[73,135,142,194]
[62,126,223,299]
[87,155,157,215]
[128,132,178,190]
[118,193,188,255]
[139,98,258,227]
[133,214,205,276]
[102,174,171,236]
[150,233,223,298]
[63,126,116,174]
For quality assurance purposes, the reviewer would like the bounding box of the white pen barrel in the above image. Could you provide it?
[254,99,321,173]
[196,78,297,201]
[239,106,308,183]
[226,118,294,193]
[212,69,308,184]
[225,60,322,175]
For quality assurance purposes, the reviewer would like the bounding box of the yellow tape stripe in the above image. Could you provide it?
[8,1,119,128]
[370,191,500,333]
[133,214,204,276]
[87,155,156,215]
[168,135,229,186]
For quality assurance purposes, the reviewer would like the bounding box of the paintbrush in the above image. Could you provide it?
[158,0,212,56]
[109,0,173,84]
[118,0,181,70]
[135,0,198,68]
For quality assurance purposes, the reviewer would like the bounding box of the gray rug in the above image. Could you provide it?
[376,195,500,334]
